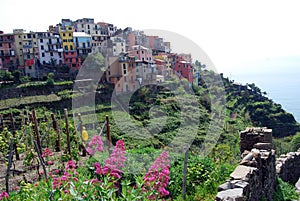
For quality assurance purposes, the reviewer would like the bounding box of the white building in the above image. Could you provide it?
[111,36,126,56]
[37,32,64,65]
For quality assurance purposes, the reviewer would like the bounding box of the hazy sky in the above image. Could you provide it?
[1,0,300,77]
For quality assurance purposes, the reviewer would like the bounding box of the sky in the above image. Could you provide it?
[1,0,300,76]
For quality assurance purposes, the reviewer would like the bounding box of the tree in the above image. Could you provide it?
[46,72,55,86]
[0,71,14,82]
[12,70,22,84]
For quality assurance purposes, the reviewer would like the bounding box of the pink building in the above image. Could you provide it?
[0,32,17,71]
[129,45,152,62]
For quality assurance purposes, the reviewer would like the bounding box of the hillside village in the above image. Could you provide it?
[0,18,200,94]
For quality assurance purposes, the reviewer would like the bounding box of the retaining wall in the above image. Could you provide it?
[216,127,277,201]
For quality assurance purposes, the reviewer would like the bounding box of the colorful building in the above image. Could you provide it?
[59,21,81,69]
[0,31,17,71]
[37,32,64,66]
[129,45,153,62]
[13,29,39,77]
[106,53,137,94]
[174,57,194,84]
[73,32,92,57]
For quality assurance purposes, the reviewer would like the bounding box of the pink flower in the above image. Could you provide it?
[66,160,76,170]
[42,148,53,158]
[47,160,53,165]
[87,135,104,155]
[94,140,127,180]
[143,151,170,200]
[0,192,9,200]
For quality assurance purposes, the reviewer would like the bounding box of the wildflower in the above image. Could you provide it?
[86,135,104,155]
[0,192,9,200]
[143,151,170,199]
[95,140,127,180]
[66,160,76,170]
[47,160,53,165]
[42,148,53,158]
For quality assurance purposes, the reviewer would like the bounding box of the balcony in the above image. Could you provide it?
[23,45,33,49]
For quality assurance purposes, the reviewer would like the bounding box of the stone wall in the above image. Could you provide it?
[0,84,73,100]
[216,127,277,201]
[276,148,300,184]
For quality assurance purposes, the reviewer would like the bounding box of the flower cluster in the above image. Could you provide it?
[86,135,104,155]
[51,160,78,190]
[95,140,126,180]
[0,192,9,200]
[42,148,53,158]
[143,151,170,199]
[42,148,54,166]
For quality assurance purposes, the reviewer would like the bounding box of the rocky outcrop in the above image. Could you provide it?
[216,127,277,201]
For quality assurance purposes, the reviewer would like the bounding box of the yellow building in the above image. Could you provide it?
[59,25,81,69]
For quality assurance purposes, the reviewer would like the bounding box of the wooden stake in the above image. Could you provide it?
[64,109,71,156]
[51,113,61,152]
[34,140,48,181]
[0,114,4,132]
[78,113,87,156]
[106,115,112,149]
[9,112,19,160]
[32,109,42,152]
[5,139,13,194]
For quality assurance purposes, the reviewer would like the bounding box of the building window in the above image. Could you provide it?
[29,66,32,69]
[63,33,66,37]
[43,61,46,64]
[42,53,45,57]
[64,46,68,50]
[69,33,71,37]
[123,63,127,74]
[87,25,90,29]
[50,52,53,56]
[41,45,44,50]
[124,76,126,82]
[40,39,43,43]
[19,42,21,45]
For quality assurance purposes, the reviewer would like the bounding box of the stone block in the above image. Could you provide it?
[253,143,273,150]
[216,188,244,201]
[230,165,257,180]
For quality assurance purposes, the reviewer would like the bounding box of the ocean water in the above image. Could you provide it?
[231,70,300,123]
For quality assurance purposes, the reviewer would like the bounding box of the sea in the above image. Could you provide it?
[228,60,300,123]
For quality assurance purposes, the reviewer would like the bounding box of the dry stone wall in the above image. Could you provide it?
[216,127,277,201]
[276,148,300,184]
[0,84,73,100]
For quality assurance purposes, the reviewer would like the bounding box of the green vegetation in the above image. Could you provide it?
[273,178,299,201]
[0,66,299,200]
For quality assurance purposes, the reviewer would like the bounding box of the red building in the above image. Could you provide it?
[174,56,193,83]
[64,51,81,69]
[0,31,17,71]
